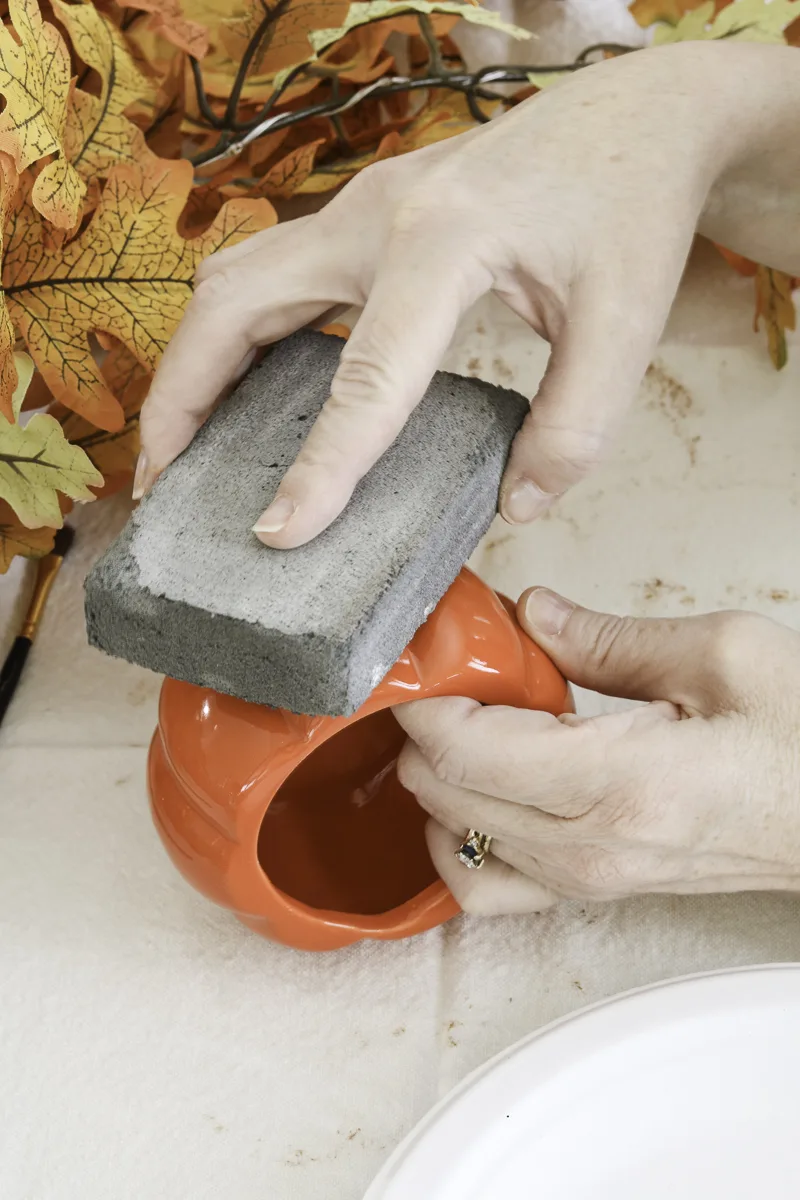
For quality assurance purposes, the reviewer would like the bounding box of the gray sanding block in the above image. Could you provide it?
[85,331,528,716]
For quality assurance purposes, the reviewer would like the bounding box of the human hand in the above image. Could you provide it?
[137,42,800,546]
[394,589,800,915]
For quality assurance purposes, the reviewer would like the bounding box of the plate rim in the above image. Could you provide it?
[364,961,800,1198]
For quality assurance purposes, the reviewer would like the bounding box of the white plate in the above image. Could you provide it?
[365,965,800,1199]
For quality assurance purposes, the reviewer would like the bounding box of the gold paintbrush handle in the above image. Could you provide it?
[20,553,64,642]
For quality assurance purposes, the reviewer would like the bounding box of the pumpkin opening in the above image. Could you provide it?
[257,708,439,915]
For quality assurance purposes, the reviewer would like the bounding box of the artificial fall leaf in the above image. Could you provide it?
[320,321,350,339]
[0,150,18,420]
[296,89,489,195]
[134,51,187,159]
[258,137,326,198]
[308,0,532,55]
[53,342,151,484]
[754,265,796,370]
[0,399,103,528]
[653,0,800,43]
[0,497,55,571]
[296,128,400,193]
[4,156,276,430]
[0,0,84,228]
[247,127,291,169]
[714,243,757,276]
[628,0,728,25]
[10,350,34,420]
[122,0,210,58]
[54,0,153,180]
[221,0,351,77]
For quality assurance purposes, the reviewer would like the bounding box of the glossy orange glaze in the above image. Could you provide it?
[148,567,572,950]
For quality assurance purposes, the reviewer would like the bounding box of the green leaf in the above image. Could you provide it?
[0,411,103,528]
[526,69,573,89]
[654,0,800,44]
[10,351,33,422]
[309,0,534,54]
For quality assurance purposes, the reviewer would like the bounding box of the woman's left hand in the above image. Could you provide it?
[394,589,800,915]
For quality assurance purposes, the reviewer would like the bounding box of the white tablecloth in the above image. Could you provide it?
[3,6,800,1196]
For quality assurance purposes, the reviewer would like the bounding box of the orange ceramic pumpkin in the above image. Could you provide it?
[148,568,572,951]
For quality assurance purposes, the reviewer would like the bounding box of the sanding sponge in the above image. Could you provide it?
[85,330,528,716]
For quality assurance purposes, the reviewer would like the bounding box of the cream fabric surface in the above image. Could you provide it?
[3,5,800,1197]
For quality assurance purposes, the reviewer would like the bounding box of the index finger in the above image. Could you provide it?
[137,220,360,493]
[393,696,607,818]
[251,232,488,548]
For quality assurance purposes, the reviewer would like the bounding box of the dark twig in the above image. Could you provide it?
[187,12,640,171]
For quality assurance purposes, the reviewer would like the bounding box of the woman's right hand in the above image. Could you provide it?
[137,41,800,547]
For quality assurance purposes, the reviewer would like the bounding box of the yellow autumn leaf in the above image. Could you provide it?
[0,150,19,421]
[0,0,84,229]
[309,0,533,54]
[628,0,729,25]
[220,0,351,76]
[53,0,154,181]
[0,497,55,571]
[0,403,103,528]
[53,342,151,485]
[10,352,34,421]
[122,0,211,59]
[754,265,796,370]
[653,0,800,43]
[297,90,494,195]
[3,157,276,431]
[259,138,327,198]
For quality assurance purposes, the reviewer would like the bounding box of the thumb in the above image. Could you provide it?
[517,587,720,708]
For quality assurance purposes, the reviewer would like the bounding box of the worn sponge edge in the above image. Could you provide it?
[85,331,528,717]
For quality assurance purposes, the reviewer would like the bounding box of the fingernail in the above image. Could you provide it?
[502,479,557,524]
[132,451,157,501]
[252,494,296,535]
[524,588,575,637]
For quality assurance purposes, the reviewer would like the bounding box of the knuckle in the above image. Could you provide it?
[191,268,242,310]
[332,345,409,428]
[703,610,769,684]
[429,738,467,788]
[531,425,607,488]
[587,614,637,674]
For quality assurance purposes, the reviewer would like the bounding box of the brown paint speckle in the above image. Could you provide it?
[645,360,700,465]
[484,532,515,553]
[492,355,514,382]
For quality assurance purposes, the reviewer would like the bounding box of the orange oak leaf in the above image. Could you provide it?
[297,90,486,196]
[713,243,758,277]
[296,127,400,193]
[0,497,55,571]
[122,0,210,58]
[247,127,291,169]
[320,321,350,338]
[258,137,326,198]
[220,0,351,78]
[52,341,151,486]
[0,0,85,228]
[754,264,796,370]
[4,156,276,430]
[54,0,154,181]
